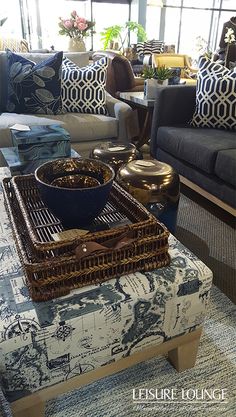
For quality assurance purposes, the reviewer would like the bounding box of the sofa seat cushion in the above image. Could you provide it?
[157,126,236,174]
[0,112,118,147]
[215,149,236,187]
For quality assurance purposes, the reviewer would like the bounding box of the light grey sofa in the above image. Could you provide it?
[0,51,137,163]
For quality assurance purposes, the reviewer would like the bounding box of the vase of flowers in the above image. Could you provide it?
[224,27,236,68]
[58,11,95,52]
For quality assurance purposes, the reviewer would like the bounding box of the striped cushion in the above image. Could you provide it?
[136,40,164,56]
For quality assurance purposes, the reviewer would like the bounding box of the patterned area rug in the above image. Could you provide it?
[46,286,236,417]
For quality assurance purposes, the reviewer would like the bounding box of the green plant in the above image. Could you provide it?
[154,65,173,81]
[141,65,156,79]
[101,21,147,52]
[141,65,173,81]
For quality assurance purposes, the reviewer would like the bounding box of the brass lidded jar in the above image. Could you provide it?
[90,142,139,174]
[116,159,180,233]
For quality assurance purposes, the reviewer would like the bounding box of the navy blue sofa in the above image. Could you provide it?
[150,85,236,212]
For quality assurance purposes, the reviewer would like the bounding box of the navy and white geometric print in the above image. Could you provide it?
[62,57,108,115]
[191,56,236,130]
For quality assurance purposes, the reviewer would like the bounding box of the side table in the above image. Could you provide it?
[119,92,155,149]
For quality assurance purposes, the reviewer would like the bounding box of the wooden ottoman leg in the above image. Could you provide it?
[168,329,202,372]
[12,401,45,417]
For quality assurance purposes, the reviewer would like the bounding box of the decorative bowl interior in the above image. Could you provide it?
[35,158,115,228]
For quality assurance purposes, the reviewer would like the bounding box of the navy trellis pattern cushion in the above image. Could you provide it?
[6,50,63,115]
[190,56,236,130]
[62,57,108,115]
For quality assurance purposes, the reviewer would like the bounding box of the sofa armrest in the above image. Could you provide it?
[106,92,139,141]
[150,85,196,156]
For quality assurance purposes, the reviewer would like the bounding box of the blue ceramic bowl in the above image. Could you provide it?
[35,158,115,228]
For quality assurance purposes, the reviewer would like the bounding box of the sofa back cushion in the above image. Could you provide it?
[0,51,89,112]
[62,57,108,115]
[6,50,63,115]
[190,56,236,130]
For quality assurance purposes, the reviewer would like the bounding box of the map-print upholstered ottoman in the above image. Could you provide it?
[0,168,213,417]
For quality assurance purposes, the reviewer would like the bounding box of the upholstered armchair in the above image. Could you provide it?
[152,53,197,85]
[0,37,29,52]
[92,51,144,97]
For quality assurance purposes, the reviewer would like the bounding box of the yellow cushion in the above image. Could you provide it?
[153,54,186,69]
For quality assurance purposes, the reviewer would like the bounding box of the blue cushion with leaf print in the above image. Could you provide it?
[6,50,63,115]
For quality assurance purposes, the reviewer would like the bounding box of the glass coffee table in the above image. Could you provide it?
[0,147,80,175]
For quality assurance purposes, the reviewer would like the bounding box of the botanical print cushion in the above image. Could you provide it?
[190,56,236,130]
[6,50,63,114]
[61,57,108,115]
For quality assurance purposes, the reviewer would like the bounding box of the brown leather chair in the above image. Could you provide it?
[92,50,144,97]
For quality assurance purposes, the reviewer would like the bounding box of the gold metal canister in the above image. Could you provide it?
[90,142,139,174]
[116,160,180,233]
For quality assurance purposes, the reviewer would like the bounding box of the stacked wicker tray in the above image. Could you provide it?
[3,175,170,301]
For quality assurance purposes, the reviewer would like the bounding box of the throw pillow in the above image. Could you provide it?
[6,50,63,114]
[62,57,108,115]
[168,67,181,85]
[190,56,236,130]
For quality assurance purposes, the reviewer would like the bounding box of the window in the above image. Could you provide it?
[0,0,22,39]
[179,8,212,57]
[37,0,90,51]
[92,2,130,51]
[146,5,162,40]
[146,0,236,59]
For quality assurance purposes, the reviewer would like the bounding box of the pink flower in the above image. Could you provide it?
[71,10,77,17]
[78,17,86,24]
[77,22,88,31]
[63,19,73,30]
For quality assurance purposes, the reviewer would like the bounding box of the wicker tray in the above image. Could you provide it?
[3,176,170,302]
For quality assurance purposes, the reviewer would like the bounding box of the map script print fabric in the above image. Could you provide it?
[62,57,108,115]
[191,56,236,130]
[0,168,213,403]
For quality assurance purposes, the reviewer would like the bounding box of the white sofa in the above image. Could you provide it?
[0,51,137,163]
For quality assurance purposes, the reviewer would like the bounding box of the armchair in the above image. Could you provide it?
[92,51,144,97]
[152,54,197,85]
[0,37,29,52]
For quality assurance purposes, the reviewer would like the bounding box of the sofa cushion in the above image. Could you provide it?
[156,148,236,208]
[0,112,117,147]
[215,149,236,187]
[157,126,236,174]
[6,50,63,115]
[190,56,236,130]
[62,57,108,115]
[0,51,89,113]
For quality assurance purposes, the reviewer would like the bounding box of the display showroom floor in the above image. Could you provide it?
[177,189,235,305]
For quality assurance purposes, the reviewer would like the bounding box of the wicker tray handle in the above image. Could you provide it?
[75,230,136,259]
